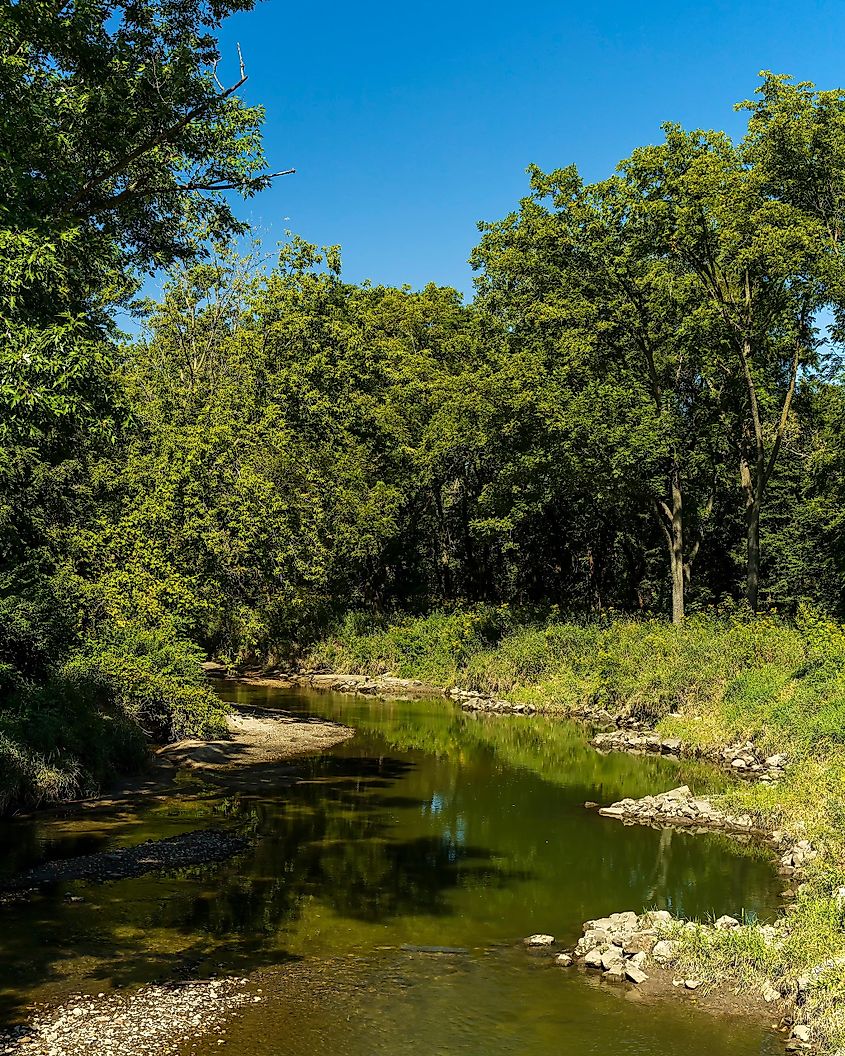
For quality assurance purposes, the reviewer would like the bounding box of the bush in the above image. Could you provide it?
[65,622,228,741]
[0,668,148,813]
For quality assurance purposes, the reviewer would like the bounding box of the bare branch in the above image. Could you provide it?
[62,73,249,217]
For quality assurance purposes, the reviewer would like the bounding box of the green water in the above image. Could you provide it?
[0,684,784,1054]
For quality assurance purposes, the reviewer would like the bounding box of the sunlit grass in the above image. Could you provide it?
[307,605,845,1050]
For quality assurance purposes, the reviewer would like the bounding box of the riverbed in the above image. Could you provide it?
[0,683,785,1054]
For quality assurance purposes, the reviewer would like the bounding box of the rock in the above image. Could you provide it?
[762,981,781,1003]
[664,785,691,800]
[628,951,648,971]
[684,979,702,990]
[554,953,573,967]
[791,1025,811,1043]
[523,934,555,947]
[603,962,626,979]
[641,909,673,926]
[600,947,624,971]
[575,929,611,955]
[714,915,740,930]
[625,964,649,984]
[652,939,680,964]
[599,804,625,817]
[623,932,657,955]
[584,948,604,970]
[614,911,640,927]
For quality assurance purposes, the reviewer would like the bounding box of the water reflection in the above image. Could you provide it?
[0,685,782,1032]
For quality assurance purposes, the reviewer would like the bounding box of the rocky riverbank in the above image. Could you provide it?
[524,912,814,1052]
[0,977,257,1056]
[596,784,817,879]
[592,729,788,782]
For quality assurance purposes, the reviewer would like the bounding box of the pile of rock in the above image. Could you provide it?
[564,911,783,991]
[598,785,759,834]
[592,730,682,757]
[295,672,437,697]
[780,840,818,876]
[591,730,788,783]
[715,742,787,782]
[449,689,538,714]
[598,787,818,881]
[573,910,671,984]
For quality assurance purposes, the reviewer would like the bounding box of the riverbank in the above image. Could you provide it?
[290,609,845,1053]
[0,976,255,1056]
[157,705,354,772]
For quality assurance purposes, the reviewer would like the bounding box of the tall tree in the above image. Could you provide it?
[0,0,282,667]
[473,165,725,622]
[619,98,839,609]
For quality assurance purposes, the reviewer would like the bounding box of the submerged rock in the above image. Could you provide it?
[523,933,555,947]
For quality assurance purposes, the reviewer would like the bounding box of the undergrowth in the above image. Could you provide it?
[308,604,845,1050]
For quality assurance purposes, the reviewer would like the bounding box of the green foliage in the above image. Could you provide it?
[309,608,517,685]
[66,622,228,741]
[0,0,268,811]
[0,666,148,814]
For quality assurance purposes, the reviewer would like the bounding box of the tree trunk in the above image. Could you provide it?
[669,469,685,624]
[746,496,761,612]
[657,465,685,625]
[739,445,763,612]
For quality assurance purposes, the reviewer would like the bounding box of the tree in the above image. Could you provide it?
[0,0,283,684]
[619,112,834,609]
[472,165,726,622]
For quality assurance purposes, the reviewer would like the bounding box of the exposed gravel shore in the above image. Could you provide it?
[0,828,247,894]
[157,706,354,771]
[0,977,256,1056]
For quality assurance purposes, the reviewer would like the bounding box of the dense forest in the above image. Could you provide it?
[3,0,845,807]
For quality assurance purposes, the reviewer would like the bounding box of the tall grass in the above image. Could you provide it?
[307,607,832,738]
[308,604,845,1049]
[0,621,228,813]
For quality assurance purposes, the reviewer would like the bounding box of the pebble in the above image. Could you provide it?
[2,830,248,894]
[0,978,251,1056]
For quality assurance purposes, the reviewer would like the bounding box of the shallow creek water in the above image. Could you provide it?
[0,683,784,1054]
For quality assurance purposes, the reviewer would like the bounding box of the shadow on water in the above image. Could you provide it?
[0,684,786,1056]
[0,752,528,1022]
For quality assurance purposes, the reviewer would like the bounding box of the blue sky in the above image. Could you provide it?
[212,0,845,300]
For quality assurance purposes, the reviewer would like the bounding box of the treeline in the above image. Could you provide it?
[114,68,845,656]
[2,0,845,803]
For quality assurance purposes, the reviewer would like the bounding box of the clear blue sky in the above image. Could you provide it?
[213,0,845,300]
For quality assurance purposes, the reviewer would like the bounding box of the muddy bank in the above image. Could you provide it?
[157,706,354,772]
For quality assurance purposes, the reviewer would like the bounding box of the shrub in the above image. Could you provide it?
[65,622,228,741]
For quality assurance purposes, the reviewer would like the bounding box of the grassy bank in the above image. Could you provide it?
[307,607,845,1049]
[0,624,228,814]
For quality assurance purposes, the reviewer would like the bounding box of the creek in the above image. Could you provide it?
[0,682,785,1054]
